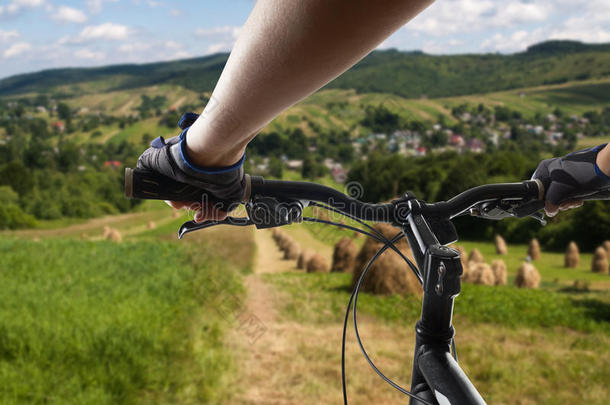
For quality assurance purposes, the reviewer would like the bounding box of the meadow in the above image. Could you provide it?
[0,231,247,404]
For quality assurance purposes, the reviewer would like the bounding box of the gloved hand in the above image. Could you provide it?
[533,144,610,217]
[136,112,247,222]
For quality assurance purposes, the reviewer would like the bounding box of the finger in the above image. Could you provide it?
[544,201,559,217]
[194,203,228,223]
[558,200,584,211]
[165,201,201,210]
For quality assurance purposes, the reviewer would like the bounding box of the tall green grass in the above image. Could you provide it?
[266,272,610,333]
[0,238,242,404]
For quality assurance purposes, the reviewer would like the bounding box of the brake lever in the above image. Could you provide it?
[178,216,253,239]
[471,198,547,226]
[527,211,547,226]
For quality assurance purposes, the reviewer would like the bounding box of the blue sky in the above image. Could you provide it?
[0,0,609,79]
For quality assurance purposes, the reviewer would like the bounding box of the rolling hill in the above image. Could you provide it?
[1,40,609,99]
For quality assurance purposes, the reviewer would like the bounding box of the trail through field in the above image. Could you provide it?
[226,229,414,405]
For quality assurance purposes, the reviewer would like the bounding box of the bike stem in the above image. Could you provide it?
[400,205,486,405]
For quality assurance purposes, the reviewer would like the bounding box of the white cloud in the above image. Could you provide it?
[169,8,182,17]
[206,42,231,54]
[52,6,88,23]
[481,28,548,52]
[13,0,46,7]
[172,50,191,59]
[86,0,118,14]
[550,16,610,43]
[495,2,550,26]
[0,29,19,42]
[3,41,32,58]
[407,0,495,36]
[79,23,131,41]
[116,38,190,62]
[195,26,241,39]
[163,40,181,50]
[0,0,46,15]
[196,26,241,55]
[74,48,105,60]
[407,0,552,36]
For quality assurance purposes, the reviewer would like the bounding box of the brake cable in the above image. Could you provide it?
[307,201,422,284]
[343,233,435,405]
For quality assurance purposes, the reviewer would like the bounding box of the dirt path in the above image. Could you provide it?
[226,229,413,404]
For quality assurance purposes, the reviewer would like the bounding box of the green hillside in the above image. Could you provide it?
[2,78,607,148]
[1,40,609,99]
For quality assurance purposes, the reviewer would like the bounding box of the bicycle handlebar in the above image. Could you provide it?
[125,167,549,221]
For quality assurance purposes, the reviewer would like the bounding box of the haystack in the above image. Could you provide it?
[592,246,609,274]
[277,234,294,251]
[468,248,484,264]
[528,238,541,261]
[172,210,181,218]
[102,225,111,239]
[271,228,281,240]
[283,241,301,260]
[351,224,419,296]
[603,240,610,254]
[147,221,156,230]
[297,249,314,270]
[564,241,580,268]
[470,263,495,286]
[331,237,358,273]
[495,235,508,255]
[307,253,329,273]
[514,262,540,288]
[491,259,507,286]
[104,228,122,243]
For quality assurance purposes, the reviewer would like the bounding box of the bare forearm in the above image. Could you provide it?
[187,0,434,166]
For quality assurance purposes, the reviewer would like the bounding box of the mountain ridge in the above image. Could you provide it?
[1,40,609,99]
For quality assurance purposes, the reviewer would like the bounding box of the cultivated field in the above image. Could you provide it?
[2,206,607,404]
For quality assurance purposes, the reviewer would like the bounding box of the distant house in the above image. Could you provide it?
[449,134,465,147]
[416,146,428,156]
[459,112,472,122]
[285,160,303,170]
[466,138,485,153]
[331,165,347,183]
[104,161,121,168]
[323,158,336,170]
[53,121,65,132]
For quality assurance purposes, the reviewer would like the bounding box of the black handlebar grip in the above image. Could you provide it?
[125,167,219,203]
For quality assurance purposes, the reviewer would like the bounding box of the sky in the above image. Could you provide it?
[0,0,609,79]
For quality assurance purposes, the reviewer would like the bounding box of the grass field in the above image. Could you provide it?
[264,271,610,404]
[0,228,250,404]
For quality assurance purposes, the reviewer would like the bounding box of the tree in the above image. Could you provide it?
[268,157,283,178]
[57,103,72,125]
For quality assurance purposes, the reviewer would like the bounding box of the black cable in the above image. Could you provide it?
[302,217,386,243]
[342,234,434,405]
[307,203,423,284]
[303,217,419,281]
[309,201,388,242]
[350,236,435,405]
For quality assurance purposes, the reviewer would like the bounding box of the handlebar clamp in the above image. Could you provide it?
[246,196,305,229]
